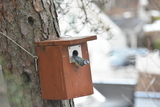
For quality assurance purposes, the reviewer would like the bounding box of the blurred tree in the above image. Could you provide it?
[55,0,110,36]
[0,0,74,107]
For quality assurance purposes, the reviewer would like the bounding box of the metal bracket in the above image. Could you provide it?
[68,45,82,63]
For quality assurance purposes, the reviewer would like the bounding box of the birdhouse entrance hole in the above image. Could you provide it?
[68,45,82,63]
[73,50,78,56]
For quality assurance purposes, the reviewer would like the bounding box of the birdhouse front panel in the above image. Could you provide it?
[35,36,97,100]
[60,42,93,99]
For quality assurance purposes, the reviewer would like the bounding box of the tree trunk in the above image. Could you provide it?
[0,0,74,107]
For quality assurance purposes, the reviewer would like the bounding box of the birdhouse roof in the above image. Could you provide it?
[35,35,97,47]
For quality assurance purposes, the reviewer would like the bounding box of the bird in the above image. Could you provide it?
[72,50,89,66]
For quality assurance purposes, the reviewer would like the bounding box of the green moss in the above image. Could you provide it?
[152,17,160,23]
[0,56,3,65]
[154,40,160,49]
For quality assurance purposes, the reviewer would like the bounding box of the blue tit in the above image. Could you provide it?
[73,55,89,66]
[72,50,89,66]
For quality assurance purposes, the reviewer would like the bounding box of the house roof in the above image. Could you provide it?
[111,17,144,31]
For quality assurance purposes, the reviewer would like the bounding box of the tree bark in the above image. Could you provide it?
[0,0,74,107]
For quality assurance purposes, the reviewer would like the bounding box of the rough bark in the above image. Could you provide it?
[0,0,74,107]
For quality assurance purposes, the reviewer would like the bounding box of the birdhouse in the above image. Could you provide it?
[35,35,97,100]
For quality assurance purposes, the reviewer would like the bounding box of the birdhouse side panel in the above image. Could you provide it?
[36,46,67,100]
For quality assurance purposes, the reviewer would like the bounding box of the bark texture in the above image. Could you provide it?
[0,0,74,106]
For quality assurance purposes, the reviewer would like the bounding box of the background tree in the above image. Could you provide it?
[0,0,74,106]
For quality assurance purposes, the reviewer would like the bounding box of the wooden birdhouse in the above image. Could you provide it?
[35,35,97,100]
